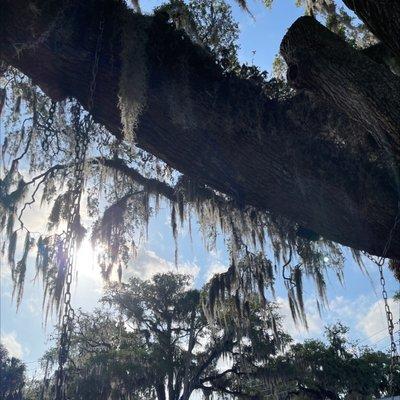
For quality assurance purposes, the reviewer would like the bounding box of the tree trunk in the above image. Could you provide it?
[1,0,399,258]
[180,308,196,400]
[343,0,400,60]
[155,383,166,400]
[281,16,400,159]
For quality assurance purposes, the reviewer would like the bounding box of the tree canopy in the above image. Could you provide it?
[28,273,289,400]
[1,0,400,257]
[0,344,26,400]
[2,0,398,315]
[8,273,400,399]
[1,0,400,395]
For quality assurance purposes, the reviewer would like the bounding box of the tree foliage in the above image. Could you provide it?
[21,280,400,399]
[0,0,353,325]
[0,344,26,400]
[259,323,400,399]
[34,273,288,400]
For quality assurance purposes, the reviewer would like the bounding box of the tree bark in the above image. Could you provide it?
[1,0,399,258]
[281,16,400,160]
[343,0,400,60]
[155,383,166,400]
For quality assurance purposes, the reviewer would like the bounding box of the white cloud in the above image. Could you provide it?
[1,331,23,358]
[276,296,322,342]
[328,295,363,319]
[27,296,41,316]
[126,249,200,281]
[205,261,228,282]
[285,294,400,348]
[0,260,12,281]
[357,298,400,344]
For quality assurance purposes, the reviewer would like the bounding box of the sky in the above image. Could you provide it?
[1,0,400,388]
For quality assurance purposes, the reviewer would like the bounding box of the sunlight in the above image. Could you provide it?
[76,240,95,270]
[75,239,99,279]
[75,240,120,283]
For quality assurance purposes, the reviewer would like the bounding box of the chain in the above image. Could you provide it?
[362,201,400,396]
[54,104,88,400]
[88,15,105,114]
[41,100,57,152]
[54,11,105,400]
[380,262,398,395]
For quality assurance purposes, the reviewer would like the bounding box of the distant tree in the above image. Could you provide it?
[38,273,287,400]
[245,323,400,399]
[188,0,239,67]
[0,344,26,400]
[27,285,400,400]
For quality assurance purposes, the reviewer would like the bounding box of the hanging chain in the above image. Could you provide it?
[54,104,87,400]
[41,100,57,152]
[87,14,105,115]
[362,200,400,395]
[54,12,105,400]
[379,260,398,395]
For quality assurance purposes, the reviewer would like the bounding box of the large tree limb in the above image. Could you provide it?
[343,0,400,60]
[1,0,399,258]
[281,16,400,160]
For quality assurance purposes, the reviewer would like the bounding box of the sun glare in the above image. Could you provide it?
[75,240,120,282]
[76,239,98,275]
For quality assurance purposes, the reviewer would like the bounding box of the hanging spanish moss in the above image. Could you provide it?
[0,7,349,327]
[118,14,151,143]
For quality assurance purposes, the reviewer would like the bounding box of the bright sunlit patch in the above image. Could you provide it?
[76,239,96,270]
[323,256,330,263]
[75,239,104,283]
[75,239,121,283]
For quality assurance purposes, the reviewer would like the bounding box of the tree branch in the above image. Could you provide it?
[343,0,400,60]
[1,0,399,257]
[281,16,400,160]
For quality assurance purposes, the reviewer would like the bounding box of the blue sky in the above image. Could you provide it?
[1,0,399,382]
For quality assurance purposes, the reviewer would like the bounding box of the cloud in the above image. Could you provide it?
[357,298,400,344]
[1,331,23,358]
[126,249,200,281]
[0,257,12,281]
[27,296,41,316]
[205,261,228,282]
[276,296,322,342]
[280,294,400,348]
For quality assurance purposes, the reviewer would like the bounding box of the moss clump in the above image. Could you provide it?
[118,14,152,143]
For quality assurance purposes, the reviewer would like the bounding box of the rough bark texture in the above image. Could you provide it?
[281,16,400,160]
[1,0,399,258]
[343,0,400,60]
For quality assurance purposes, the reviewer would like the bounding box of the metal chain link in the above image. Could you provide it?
[41,100,57,152]
[54,11,105,400]
[379,262,398,395]
[88,15,105,115]
[362,201,400,396]
[54,104,86,400]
